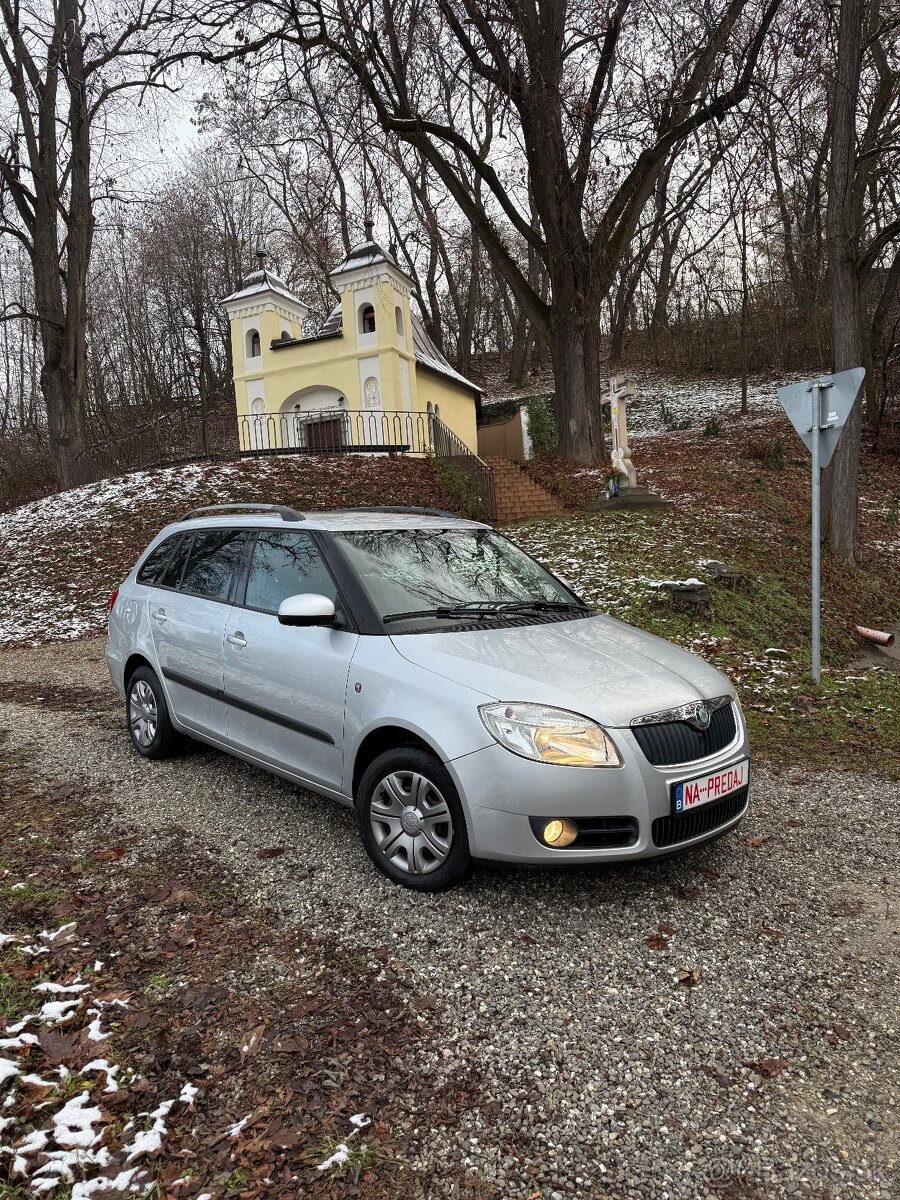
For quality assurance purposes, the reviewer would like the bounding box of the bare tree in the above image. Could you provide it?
[823,0,900,562]
[0,0,187,486]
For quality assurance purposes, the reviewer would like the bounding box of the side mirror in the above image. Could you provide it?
[277,593,336,627]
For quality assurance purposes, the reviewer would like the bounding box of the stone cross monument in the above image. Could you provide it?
[606,374,637,488]
[590,374,672,511]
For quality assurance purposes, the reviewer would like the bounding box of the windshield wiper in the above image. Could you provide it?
[382,599,592,624]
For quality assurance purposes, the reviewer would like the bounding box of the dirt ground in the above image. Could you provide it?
[1,638,899,1200]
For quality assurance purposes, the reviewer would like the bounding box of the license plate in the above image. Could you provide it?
[672,759,749,814]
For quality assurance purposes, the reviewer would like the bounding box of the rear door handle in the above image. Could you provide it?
[226,632,247,649]
[151,607,167,624]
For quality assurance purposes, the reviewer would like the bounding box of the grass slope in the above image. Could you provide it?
[0,455,455,645]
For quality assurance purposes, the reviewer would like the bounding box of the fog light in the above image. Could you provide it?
[542,818,578,847]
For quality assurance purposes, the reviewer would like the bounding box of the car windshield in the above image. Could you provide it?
[333,528,587,624]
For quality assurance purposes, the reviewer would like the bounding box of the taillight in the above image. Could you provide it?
[109,587,119,614]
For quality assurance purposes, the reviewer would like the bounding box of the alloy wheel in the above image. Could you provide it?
[369,770,454,876]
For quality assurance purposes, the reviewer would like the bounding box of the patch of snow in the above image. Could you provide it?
[52,1094,105,1147]
[37,998,81,1025]
[349,1113,371,1129]
[228,1113,251,1138]
[121,1099,173,1163]
[10,882,26,891]
[0,1057,20,1084]
[0,1033,39,1051]
[82,1059,120,1093]
[72,1168,142,1199]
[34,980,90,995]
[179,1082,198,1104]
[85,1010,110,1041]
[317,1142,352,1171]
[40,922,77,942]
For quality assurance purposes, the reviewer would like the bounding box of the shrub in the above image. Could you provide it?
[524,394,557,455]
[703,417,721,438]
[763,437,786,471]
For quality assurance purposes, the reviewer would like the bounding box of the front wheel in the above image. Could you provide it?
[356,748,472,891]
[126,665,183,760]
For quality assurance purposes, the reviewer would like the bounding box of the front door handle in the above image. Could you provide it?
[226,632,247,649]
[151,607,167,624]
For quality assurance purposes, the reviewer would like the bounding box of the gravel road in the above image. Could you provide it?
[1,638,898,1199]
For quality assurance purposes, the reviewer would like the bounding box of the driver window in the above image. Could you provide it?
[244,531,337,614]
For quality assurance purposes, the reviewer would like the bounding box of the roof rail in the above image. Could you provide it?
[179,503,305,523]
[334,505,462,520]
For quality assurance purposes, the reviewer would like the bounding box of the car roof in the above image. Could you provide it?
[156,509,488,537]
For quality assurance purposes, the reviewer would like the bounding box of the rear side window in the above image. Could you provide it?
[244,531,337,613]
[137,534,183,586]
[180,530,246,601]
[160,535,192,589]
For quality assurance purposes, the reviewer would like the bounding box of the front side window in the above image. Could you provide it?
[180,531,246,601]
[137,534,184,585]
[360,304,376,334]
[333,529,582,625]
[244,531,337,614]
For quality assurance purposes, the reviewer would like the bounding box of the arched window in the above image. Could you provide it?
[280,329,290,342]
[247,328,261,358]
[359,304,376,335]
[395,305,404,337]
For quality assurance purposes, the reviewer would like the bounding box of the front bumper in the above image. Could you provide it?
[446,713,750,864]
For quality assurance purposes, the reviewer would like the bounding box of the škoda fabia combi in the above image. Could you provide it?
[107,504,750,890]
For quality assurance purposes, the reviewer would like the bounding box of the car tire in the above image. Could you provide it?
[356,747,472,891]
[125,665,183,760]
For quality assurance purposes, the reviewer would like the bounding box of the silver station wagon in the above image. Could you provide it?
[107,505,750,890]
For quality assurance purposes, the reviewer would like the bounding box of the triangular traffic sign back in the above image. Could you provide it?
[777,367,865,467]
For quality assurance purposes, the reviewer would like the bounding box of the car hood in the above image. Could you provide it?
[391,614,733,727]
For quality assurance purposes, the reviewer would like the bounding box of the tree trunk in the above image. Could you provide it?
[739,201,749,415]
[549,315,604,463]
[822,0,864,564]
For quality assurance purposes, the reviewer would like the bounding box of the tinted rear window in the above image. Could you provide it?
[180,531,246,601]
[137,534,184,586]
[160,535,192,589]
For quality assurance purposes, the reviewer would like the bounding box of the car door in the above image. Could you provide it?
[223,530,358,791]
[150,529,246,739]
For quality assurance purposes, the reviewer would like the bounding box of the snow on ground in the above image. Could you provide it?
[0,921,202,1196]
[481,368,805,433]
[0,456,384,646]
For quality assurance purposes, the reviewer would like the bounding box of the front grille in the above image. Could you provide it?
[529,816,639,849]
[652,786,748,848]
[632,703,737,766]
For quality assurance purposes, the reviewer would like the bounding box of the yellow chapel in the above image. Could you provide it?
[222,230,480,457]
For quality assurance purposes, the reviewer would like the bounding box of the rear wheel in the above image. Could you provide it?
[356,747,471,891]
[126,665,182,760]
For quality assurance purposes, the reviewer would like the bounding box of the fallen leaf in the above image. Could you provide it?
[671,884,700,902]
[676,966,701,987]
[93,847,125,862]
[658,922,676,936]
[752,1056,788,1077]
[644,933,669,951]
[273,1034,308,1054]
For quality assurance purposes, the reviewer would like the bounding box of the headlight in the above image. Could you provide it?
[478,702,622,767]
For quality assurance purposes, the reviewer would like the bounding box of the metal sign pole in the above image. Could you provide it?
[777,367,863,686]
[810,382,822,683]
